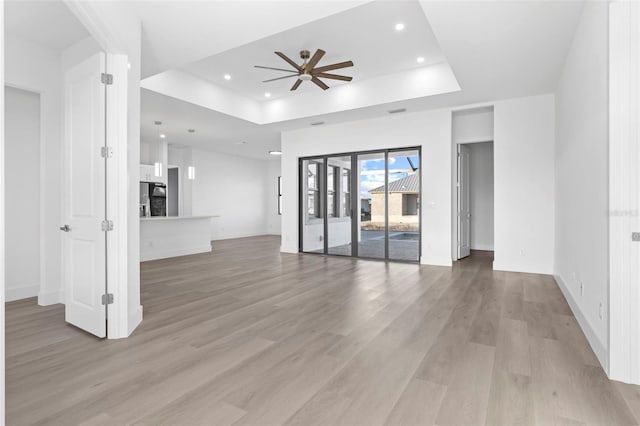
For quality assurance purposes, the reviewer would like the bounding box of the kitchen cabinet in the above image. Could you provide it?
[140,164,166,184]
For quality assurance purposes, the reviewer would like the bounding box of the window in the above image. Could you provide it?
[327,165,338,217]
[402,194,418,215]
[277,176,282,215]
[342,168,351,217]
[307,162,320,219]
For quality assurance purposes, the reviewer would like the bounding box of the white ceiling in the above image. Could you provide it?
[122,0,372,78]
[139,0,584,159]
[141,89,281,160]
[5,0,89,51]
[419,0,585,102]
[4,0,585,161]
[181,1,445,101]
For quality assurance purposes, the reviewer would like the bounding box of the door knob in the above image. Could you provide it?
[59,225,71,232]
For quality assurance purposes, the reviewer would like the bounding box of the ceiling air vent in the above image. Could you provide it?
[388,108,407,114]
[310,121,325,126]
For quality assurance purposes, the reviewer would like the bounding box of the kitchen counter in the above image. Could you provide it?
[140,215,219,261]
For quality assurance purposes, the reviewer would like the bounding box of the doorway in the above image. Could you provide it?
[299,147,421,262]
[4,87,41,302]
[167,166,180,217]
[455,141,494,260]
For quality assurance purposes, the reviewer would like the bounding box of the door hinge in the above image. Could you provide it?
[101,220,114,231]
[632,232,640,242]
[102,293,114,305]
[101,73,113,85]
[101,146,113,158]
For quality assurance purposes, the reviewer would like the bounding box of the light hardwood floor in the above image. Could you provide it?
[6,235,640,425]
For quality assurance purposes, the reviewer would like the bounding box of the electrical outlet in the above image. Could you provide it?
[599,303,603,320]
[580,281,584,296]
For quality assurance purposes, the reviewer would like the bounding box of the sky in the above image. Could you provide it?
[360,155,419,199]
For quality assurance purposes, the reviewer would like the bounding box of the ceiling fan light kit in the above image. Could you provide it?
[255,48,354,91]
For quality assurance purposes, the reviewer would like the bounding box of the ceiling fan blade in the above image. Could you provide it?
[290,79,303,91]
[263,74,299,83]
[313,60,354,73]
[314,72,352,82]
[306,49,326,71]
[254,65,299,73]
[311,76,329,90]
[275,51,303,71]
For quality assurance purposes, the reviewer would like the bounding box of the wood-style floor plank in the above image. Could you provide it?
[5,236,639,425]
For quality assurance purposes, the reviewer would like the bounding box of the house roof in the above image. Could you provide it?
[370,172,419,194]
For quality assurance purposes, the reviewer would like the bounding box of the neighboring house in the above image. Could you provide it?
[369,172,419,224]
[360,198,371,220]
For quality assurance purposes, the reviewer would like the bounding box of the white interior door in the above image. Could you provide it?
[457,144,471,259]
[62,52,107,338]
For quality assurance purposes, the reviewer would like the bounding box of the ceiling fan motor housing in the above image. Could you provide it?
[255,48,354,91]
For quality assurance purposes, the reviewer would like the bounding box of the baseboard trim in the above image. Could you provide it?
[141,245,212,262]
[554,274,608,371]
[420,256,453,267]
[127,305,143,337]
[6,284,39,302]
[212,232,274,241]
[471,244,494,251]
[38,289,64,306]
[493,261,553,275]
[280,245,299,254]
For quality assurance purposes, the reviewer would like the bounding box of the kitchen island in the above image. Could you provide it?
[140,215,219,261]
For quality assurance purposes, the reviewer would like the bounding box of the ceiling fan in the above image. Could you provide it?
[255,49,353,91]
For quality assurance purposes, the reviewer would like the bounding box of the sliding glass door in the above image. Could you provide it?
[388,149,420,261]
[300,157,324,254]
[300,147,421,263]
[357,152,386,259]
[326,155,353,256]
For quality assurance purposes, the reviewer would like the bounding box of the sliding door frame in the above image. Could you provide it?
[298,146,422,263]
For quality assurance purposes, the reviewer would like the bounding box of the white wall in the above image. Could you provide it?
[281,109,453,266]
[4,87,41,301]
[265,159,282,235]
[281,96,554,271]
[493,94,555,274]
[192,149,271,240]
[5,35,64,305]
[468,142,494,251]
[555,2,609,368]
[452,107,494,144]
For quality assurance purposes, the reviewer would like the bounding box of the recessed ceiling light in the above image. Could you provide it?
[395,23,405,31]
[224,74,231,80]
[269,150,282,156]
[160,134,166,139]
[188,129,195,133]
[416,57,425,64]
[264,92,271,98]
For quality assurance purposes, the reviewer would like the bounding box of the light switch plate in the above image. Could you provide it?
[633,232,640,242]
